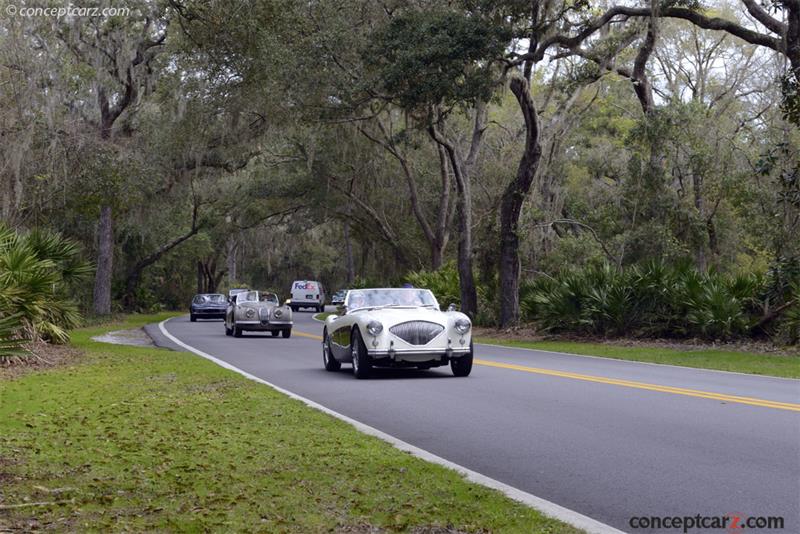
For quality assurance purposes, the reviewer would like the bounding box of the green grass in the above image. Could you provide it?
[475,338,800,379]
[313,312,333,321]
[0,316,579,533]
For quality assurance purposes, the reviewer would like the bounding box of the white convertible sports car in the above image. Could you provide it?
[322,288,473,378]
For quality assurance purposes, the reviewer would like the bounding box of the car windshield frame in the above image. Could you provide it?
[237,291,259,303]
[344,288,439,311]
[260,293,279,304]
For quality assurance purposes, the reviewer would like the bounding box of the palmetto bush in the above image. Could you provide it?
[779,282,800,344]
[521,262,773,341]
[0,224,92,361]
[521,271,592,333]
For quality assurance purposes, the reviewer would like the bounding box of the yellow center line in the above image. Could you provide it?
[474,360,800,412]
[294,331,323,341]
[293,329,800,412]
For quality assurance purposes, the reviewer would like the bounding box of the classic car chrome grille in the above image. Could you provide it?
[389,321,444,345]
[259,308,271,321]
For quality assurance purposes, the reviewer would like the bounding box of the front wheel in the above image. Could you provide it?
[351,329,372,379]
[323,330,340,371]
[270,330,279,337]
[233,325,243,338]
[190,314,197,322]
[282,329,291,339]
[224,322,232,336]
[451,342,473,377]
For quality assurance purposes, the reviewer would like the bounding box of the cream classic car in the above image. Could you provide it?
[224,290,293,338]
[322,288,473,378]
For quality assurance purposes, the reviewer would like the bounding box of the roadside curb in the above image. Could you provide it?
[158,317,624,534]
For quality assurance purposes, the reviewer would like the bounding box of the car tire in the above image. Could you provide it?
[233,326,243,338]
[451,342,473,377]
[323,329,340,371]
[225,323,232,336]
[270,330,279,337]
[282,329,291,339]
[351,328,371,379]
[190,314,196,322]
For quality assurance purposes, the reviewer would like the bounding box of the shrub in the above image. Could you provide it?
[520,261,777,341]
[0,224,92,361]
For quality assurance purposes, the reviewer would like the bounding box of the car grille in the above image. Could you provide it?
[259,308,270,321]
[389,321,444,345]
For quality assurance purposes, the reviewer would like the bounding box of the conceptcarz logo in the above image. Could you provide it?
[628,513,785,533]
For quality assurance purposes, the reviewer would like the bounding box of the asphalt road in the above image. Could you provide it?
[150,310,800,533]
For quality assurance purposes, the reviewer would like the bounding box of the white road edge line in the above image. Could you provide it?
[158,318,623,534]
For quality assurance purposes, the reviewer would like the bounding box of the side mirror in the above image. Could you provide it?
[447,303,457,312]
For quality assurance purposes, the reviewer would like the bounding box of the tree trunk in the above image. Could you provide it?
[226,235,238,285]
[343,218,355,285]
[93,205,114,315]
[197,261,204,293]
[427,103,487,318]
[499,77,542,328]
[692,171,708,271]
[431,143,453,270]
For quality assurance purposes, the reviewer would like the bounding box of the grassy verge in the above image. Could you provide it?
[475,337,800,379]
[1,316,579,533]
[313,311,333,321]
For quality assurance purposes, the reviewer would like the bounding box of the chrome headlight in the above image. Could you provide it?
[245,308,255,319]
[454,319,471,334]
[367,321,383,336]
[274,309,282,318]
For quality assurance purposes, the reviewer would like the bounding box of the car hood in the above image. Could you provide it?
[238,302,279,309]
[353,307,462,327]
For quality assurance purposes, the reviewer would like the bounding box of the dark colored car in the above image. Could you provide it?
[331,289,348,306]
[190,293,227,322]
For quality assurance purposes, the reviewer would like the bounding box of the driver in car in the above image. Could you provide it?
[349,292,366,309]
[398,289,422,306]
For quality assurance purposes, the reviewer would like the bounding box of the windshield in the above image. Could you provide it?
[193,294,225,304]
[345,289,438,310]
[260,293,279,304]
[237,291,259,303]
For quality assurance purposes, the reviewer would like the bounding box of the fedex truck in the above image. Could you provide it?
[290,280,326,312]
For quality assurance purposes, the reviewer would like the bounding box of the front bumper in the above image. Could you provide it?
[234,320,293,331]
[368,347,471,363]
[192,308,226,318]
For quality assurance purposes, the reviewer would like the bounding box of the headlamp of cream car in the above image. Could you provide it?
[367,321,383,336]
[245,308,255,319]
[455,318,471,334]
